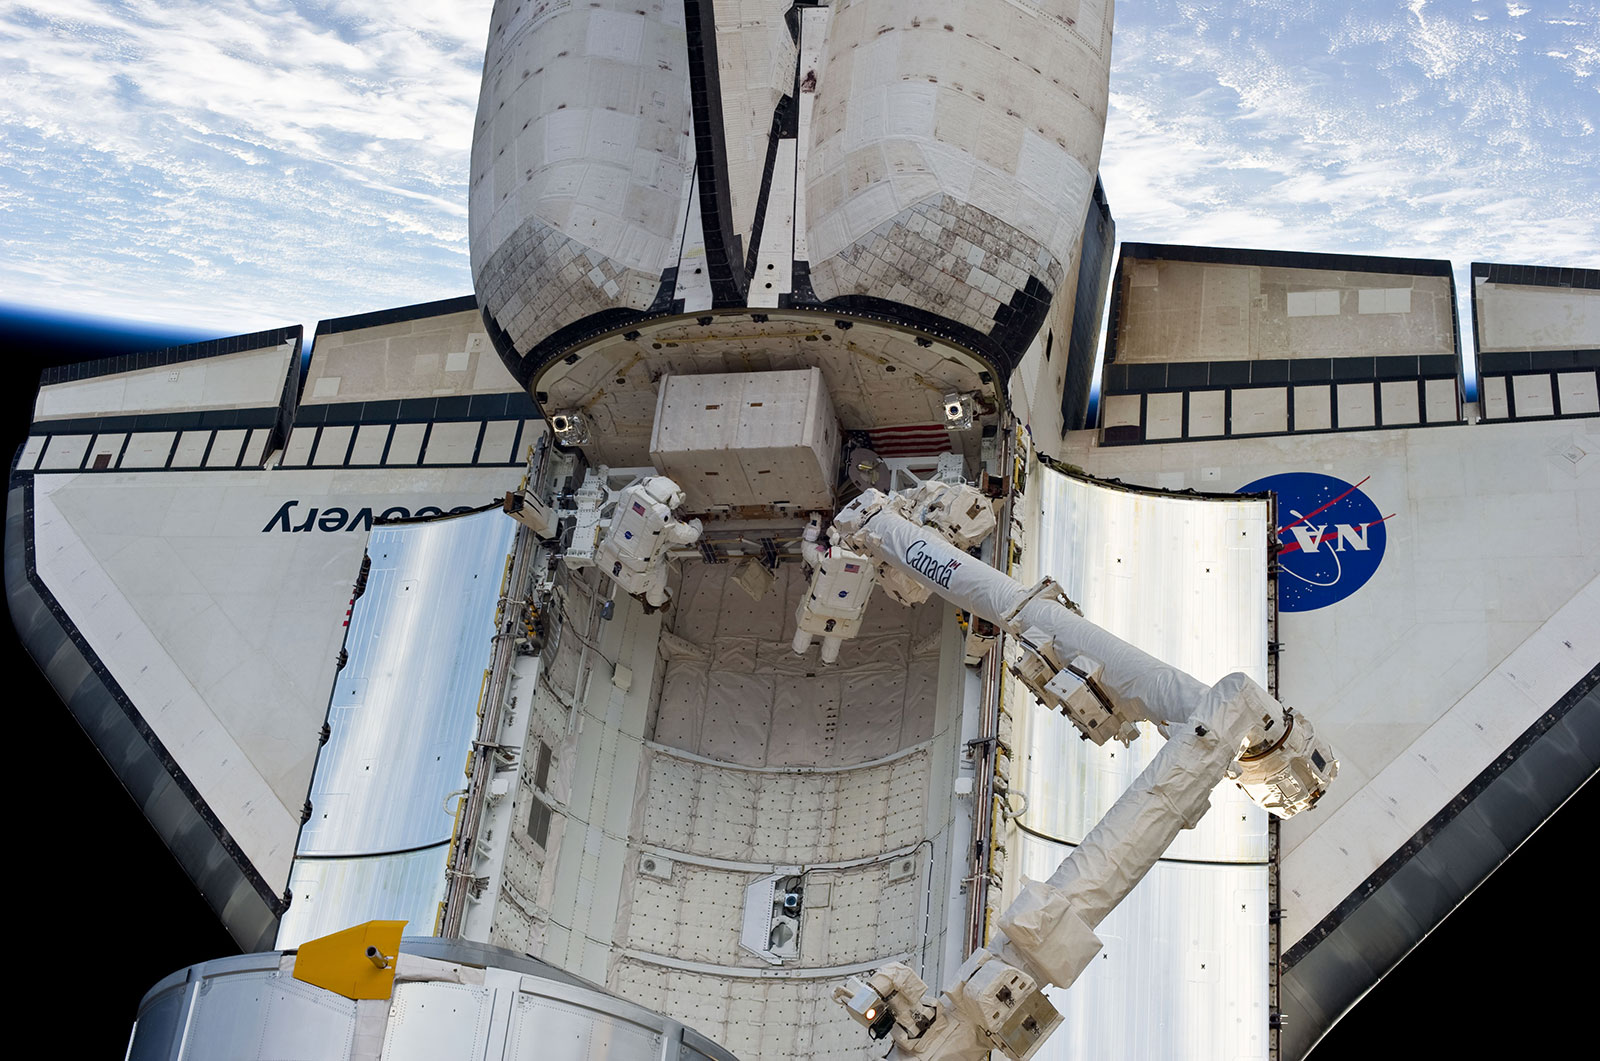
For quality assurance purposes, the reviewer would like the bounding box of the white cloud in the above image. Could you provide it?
[0,0,494,333]
[0,0,1594,343]
[1102,1,1599,276]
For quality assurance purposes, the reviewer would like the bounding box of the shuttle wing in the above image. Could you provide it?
[1063,248,1599,1056]
[7,297,536,948]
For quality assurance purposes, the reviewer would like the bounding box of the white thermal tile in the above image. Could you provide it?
[348,424,390,466]
[1512,373,1555,417]
[1424,378,1459,423]
[20,472,524,892]
[422,421,481,465]
[1379,380,1420,426]
[1145,392,1183,440]
[1358,287,1412,314]
[1101,393,1140,430]
[311,425,354,467]
[385,423,427,465]
[476,420,519,464]
[1336,382,1376,427]
[279,426,317,467]
[169,430,212,468]
[1481,375,1509,419]
[518,421,541,463]
[1287,290,1339,317]
[1557,370,1599,415]
[240,429,271,467]
[1293,385,1333,431]
[1188,391,1226,437]
[17,434,46,470]
[121,431,178,469]
[748,139,798,308]
[38,433,90,470]
[204,429,247,468]
[1229,387,1287,435]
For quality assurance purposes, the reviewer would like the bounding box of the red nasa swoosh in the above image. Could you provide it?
[1277,475,1371,535]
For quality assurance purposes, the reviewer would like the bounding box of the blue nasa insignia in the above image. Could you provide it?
[1239,472,1390,612]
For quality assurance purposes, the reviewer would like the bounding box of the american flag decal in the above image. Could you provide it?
[867,423,953,458]
[844,563,861,573]
[632,501,646,515]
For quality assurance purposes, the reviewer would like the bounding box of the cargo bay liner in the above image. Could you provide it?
[7,1,1599,1058]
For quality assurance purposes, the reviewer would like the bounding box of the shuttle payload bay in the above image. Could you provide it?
[6,2,1598,1059]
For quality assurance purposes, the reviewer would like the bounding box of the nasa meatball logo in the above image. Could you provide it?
[1239,472,1392,612]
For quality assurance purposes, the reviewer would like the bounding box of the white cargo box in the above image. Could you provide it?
[650,368,840,511]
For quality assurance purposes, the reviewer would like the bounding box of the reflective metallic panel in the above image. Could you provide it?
[1016,470,1270,862]
[1004,466,1272,1061]
[1017,831,1272,1061]
[298,509,516,856]
[276,843,450,950]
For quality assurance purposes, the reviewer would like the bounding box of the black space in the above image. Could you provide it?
[1,312,1590,1056]
[3,313,239,1053]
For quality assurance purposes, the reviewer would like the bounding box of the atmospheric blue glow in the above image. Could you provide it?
[0,301,224,359]
[0,0,1592,359]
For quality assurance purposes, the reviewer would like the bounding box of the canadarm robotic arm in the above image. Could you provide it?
[832,484,1336,813]
[828,484,1338,1060]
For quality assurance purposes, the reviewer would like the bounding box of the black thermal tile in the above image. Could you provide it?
[1208,361,1251,386]
[1532,350,1581,371]
[1333,357,1378,380]
[361,399,401,424]
[1249,360,1290,384]
[1125,364,1167,390]
[1166,362,1210,388]
[433,394,473,419]
[1375,356,1421,379]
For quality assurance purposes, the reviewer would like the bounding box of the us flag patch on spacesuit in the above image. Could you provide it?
[632,501,645,515]
[844,563,860,573]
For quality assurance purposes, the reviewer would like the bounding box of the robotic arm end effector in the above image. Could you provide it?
[1231,699,1339,817]
[835,965,940,1050]
[835,955,1063,1061]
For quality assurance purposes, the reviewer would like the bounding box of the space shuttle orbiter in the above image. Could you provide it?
[8,3,1597,1060]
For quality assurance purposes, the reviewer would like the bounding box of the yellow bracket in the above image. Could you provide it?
[292,919,408,1000]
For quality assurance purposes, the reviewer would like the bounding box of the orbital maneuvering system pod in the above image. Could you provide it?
[821,481,1340,1060]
